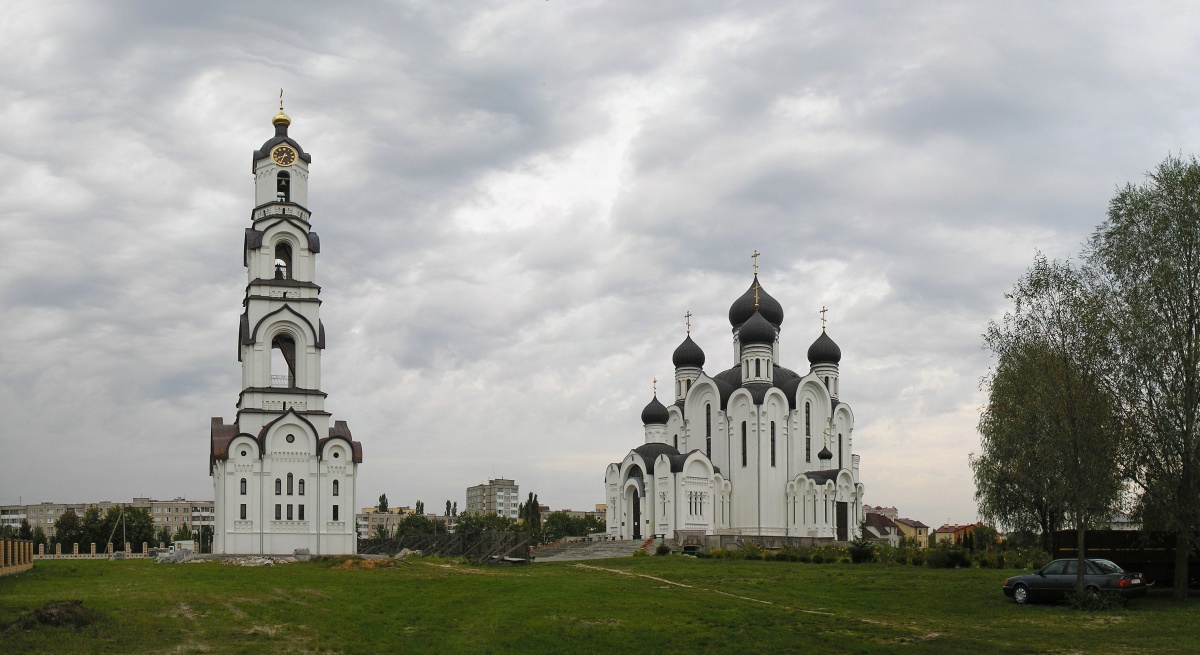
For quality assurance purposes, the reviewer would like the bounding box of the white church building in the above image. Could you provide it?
[605,268,864,542]
[209,107,362,555]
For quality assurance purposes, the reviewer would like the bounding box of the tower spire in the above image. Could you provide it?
[751,249,760,275]
[653,377,657,396]
[272,88,291,127]
[685,311,692,335]
[820,306,828,330]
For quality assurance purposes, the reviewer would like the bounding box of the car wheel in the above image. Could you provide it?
[1014,584,1030,605]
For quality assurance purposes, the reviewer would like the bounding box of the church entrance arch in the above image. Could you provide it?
[632,494,642,540]
[836,502,848,541]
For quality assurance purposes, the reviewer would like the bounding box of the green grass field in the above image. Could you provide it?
[3,556,1199,654]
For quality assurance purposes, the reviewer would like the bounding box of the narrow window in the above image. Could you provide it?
[806,436,811,463]
[771,421,776,467]
[824,376,829,389]
[298,479,305,496]
[275,504,281,520]
[686,379,692,391]
[287,504,293,521]
[705,405,712,458]
[273,241,293,280]
[741,422,747,467]
[276,171,290,202]
[240,478,247,495]
[674,434,678,450]
[677,381,682,397]
[333,480,340,496]
[239,504,247,520]
[838,433,843,468]
[805,402,811,436]
[755,359,761,377]
[275,478,281,495]
[270,333,296,388]
[287,473,293,495]
[332,505,339,521]
[298,505,305,520]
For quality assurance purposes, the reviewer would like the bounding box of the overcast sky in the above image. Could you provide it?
[2,1,1197,526]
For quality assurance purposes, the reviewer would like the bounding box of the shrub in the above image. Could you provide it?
[1069,589,1125,612]
[848,532,875,563]
[632,548,648,557]
[655,543,672,556]
[740,541,765,560]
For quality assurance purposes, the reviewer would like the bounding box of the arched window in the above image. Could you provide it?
[287,473,293,495]
[270,333,296,388]
[741,422,747,467]
[276,170,290,202]
[333,479,340,496]
[240,478,247,495]
[275,478,281,495]
[274,241,293,280]
[755,359,761,377]
[805,402,811,436]
[705,404,712,458]
[770,421,776,467]
[298,479,305,496]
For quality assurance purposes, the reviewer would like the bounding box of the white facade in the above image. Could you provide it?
[605,275,865,542]
[209,110,362,555]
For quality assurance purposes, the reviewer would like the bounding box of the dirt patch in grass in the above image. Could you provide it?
[332,558,400,571]
[4,600,100,632]
[178,602,197,620]
[224,603,247,618]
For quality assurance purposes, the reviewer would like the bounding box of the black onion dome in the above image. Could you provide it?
[807,330,842,365]
[739,310,776,346]
[672,335,706,368]
[818,444,833,460]
[640,395,670,425]
[728,276,785,328]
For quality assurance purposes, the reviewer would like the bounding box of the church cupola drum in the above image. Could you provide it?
[209,103,363,556]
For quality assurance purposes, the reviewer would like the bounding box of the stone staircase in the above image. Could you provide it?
[532,537,658,563]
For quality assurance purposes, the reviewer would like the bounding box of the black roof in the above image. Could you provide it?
[252,122,312,170]
[804,469,840,484]
[640,395,670,425]
[807,329,842,365]
[818,445,833,460]
[739,310,776,345]
[672,334,706,368]
[729,275,784,329]
[712,364,803,408]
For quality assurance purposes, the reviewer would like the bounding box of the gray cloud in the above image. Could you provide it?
[2,1,1199,524]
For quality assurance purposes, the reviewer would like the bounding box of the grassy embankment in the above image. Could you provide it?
[3,556,1200,654]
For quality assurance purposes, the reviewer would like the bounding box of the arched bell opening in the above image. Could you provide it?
[270,333,297,388]
[274,242,293,280]
[276,171,290,202]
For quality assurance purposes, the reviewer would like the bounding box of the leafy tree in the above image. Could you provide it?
[80,506,106,548]
[414,500,424,516]
[445,500,452,517]
[377,494,389,514]
[0,525,16,539]
[173,524,192,541]
[54,509,83,548]
[518,493,541,533]
[122,507,155,548]
[372,523,392,540]
[156,526,172,547]
[32,526,46,550]
[396,513,434,537]
[1089,154,1200,598]
[196,526,214,554]
[452,502,457,516]
[454,511,518,536]
[542,512,607,542]
[977,255,1124,593]
[18,518,32,541]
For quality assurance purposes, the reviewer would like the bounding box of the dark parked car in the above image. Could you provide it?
[1003,558,1148,604]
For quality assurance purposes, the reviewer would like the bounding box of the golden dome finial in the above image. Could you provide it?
[272,88,290,126]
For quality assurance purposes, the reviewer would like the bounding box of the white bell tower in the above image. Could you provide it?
[210,102,362,556]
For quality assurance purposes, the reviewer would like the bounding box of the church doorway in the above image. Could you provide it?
[632,494,642,540]
[836,502,848,541]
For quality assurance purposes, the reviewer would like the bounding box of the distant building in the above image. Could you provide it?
[466,479,519,519]
[894,518,930,548]
[862,512,901,547]
[931,523,975,545]
[0,498,214,541]
[862,505,898,520]
[355,508,458,539]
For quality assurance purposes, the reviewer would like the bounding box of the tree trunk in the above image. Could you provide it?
[1174,528,1191,600]
[1076,525,1087,594]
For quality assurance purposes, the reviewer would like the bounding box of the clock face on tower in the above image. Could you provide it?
[271,145,297,167]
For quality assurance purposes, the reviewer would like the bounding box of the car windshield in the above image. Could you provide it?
[1090,559,1124,574]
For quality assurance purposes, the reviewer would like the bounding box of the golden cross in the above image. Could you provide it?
[751,250,760,275]
[820,306,827,330]
[823,426,830,446]
[653,378,657,395]
[684,311,692,335]
[279,88,284,112]
[754,282,761,308]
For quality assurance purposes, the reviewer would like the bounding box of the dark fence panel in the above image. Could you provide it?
[1051,530,1200,587]
[358,531,530,563]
